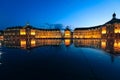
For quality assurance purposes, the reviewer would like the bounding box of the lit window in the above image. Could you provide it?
[20,29,26,35]
[102,27,106,34]
[31,30,35,35]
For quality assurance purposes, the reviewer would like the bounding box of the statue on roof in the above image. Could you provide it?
[113,13,116,19]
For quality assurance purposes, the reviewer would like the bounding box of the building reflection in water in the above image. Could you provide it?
[35,39,62,47]
[73,39,101,48]
[0,41,2,65]
[0,51,2,65]
[101,39,106,49]
[73,39,120,54]
[3,39,62,49]
[114,40,120,53]
[64,39,72,47]
[2,39,120,54]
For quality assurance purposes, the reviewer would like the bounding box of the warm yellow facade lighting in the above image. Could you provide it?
[101,40,106,49]
[20,29,26,35]
[31,30,35,35]
[31,40,36,47]
[102,27,106,34]
[20,40,26,48]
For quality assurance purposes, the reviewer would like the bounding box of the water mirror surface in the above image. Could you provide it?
[0,39,120,80]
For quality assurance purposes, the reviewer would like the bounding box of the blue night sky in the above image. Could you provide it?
[0,0,120,29]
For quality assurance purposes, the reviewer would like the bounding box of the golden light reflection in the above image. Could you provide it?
[35,39,62,46]
[20,40,26,48]
[31,40,36,47]
[65,39,71,46]
[101,40,106,49]
[114,40,120,52]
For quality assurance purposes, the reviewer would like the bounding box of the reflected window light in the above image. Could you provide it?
[65,39,71,46]
[101,40,106,49]
[31,40,36,47]
[20,40,26,48]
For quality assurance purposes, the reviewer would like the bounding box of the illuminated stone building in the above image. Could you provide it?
[73,39,120,54]
[64,27,72,38]
[3,23,62,48]
[4,24,62,39]
[35,29,62,39]
[73,13,120,39]
[73,26,101,39]
[3,13,120,41]
[3,24,36,49]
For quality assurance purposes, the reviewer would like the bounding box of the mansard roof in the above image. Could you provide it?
[105,13,120,24]
[105,18,120,24]
[24,25,33,29]
[6,26,23,29]
[74,25,101,30]
[74,13,120,31]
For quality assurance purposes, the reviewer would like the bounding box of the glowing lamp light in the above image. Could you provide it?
[65,39,71,46]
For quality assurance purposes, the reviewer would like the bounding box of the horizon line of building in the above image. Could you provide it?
[0,13,120,40]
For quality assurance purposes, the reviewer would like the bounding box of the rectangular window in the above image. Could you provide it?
[31,30,35,35]
[102,27,106,34]
[20,29,26,35]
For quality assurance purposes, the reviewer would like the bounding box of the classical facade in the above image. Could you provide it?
[2,13,120,42]
[73,13,120,39]
[4,24,62,39]
[64,27,72,38]
[3,24,62,49]
[35,29,62,39]
[73,26,101,39]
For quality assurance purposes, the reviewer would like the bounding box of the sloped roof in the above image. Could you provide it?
[105,18,120,24]
[74,13,120,30]
[75,25,101,30]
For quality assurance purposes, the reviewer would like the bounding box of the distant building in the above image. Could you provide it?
[35,29,62,39]
[2,13,120,43]
[73,13,120,39]
[3,23,62,49]
[64,27,72,38]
